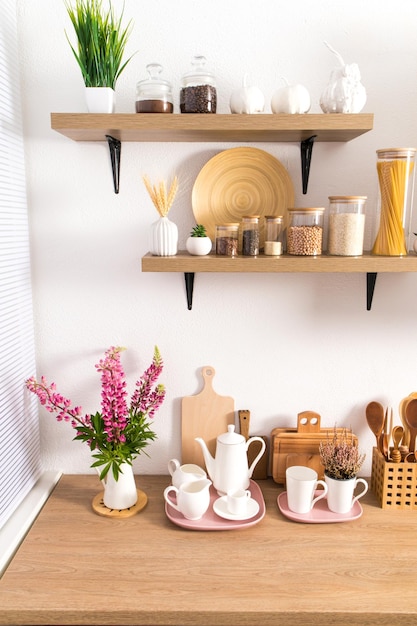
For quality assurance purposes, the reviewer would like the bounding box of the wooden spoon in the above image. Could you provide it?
[391,425,404,463]
[366,401,385,451]
[405,398,417,453]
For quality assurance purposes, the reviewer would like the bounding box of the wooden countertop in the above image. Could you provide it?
[1,474,417,625]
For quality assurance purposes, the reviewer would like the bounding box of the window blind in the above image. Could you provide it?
[0,0,42,529]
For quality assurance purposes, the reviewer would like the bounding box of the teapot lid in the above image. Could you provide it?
[218,425,244,444]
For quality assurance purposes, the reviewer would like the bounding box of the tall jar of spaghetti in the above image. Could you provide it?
[372,148,416,256]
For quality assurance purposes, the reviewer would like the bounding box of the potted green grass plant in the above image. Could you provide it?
[65,0,135,112]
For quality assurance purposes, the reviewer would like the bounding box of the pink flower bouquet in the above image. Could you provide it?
[26,346,165,480]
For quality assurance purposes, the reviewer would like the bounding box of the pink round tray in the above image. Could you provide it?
[277,490,363,524]
[165,479,265,530]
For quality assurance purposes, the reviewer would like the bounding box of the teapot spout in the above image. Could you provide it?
[195,437,215,481]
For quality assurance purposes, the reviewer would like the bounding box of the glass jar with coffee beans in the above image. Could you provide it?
[286,208,325,256]
[180,55,217,113]
[215,224,239,256]
[136,63,173,113]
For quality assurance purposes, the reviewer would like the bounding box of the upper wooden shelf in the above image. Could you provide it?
[50,112,374,143]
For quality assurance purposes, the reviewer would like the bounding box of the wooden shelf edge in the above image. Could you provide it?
[141,252,417,274]
[50,112,374,143]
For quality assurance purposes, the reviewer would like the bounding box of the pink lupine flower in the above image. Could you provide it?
[25,346,165,480]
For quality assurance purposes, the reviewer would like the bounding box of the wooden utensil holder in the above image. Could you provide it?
[371,447,417,509]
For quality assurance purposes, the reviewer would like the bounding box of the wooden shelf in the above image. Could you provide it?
[141,252,417,311]
[50,112,374,143]
[142,252,417,273]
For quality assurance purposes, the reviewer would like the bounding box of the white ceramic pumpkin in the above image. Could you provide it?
[271,77,311,114]
[229,74,265,114]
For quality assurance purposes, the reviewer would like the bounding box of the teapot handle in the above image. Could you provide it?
[246,437,266,478]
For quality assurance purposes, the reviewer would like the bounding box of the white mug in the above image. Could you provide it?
[286,465,328,514]
[164,478,212,520]
[168,459,207,489]
[325,475,368,514]
[227,488,251,515]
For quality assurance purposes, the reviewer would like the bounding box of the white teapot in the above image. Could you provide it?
[195,425,266,495]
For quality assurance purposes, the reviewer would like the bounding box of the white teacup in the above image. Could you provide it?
[286,466,328,514]
[168,459,207,489]
[325,475,368,514]
[227,488,251,515]
[164,478,212,520]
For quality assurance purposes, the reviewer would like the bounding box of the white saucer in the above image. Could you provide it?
[212,496,260,521]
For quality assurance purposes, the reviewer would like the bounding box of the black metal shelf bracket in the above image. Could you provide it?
[106,135,121,194]
[367,272,377,311]
[184,272,195,310]
[300,135,317,194]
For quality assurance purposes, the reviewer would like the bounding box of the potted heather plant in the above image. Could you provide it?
[26,346,165,511]
[319,427,368,514]
[65,0,135,112]
[186,224,212,256]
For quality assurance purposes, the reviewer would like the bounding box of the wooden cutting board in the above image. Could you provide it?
[181,366,235,468]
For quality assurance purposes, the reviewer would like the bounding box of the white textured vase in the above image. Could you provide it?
[85,87,115,113]
[150,216,178,256]
[101,463,137,510]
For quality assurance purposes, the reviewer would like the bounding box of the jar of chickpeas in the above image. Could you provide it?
[286,208,325,256]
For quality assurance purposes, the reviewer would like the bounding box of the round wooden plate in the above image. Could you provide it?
[92,489,148,518]
[192,147,294,243]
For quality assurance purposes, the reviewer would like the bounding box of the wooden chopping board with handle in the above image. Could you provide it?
[181,366,235,468]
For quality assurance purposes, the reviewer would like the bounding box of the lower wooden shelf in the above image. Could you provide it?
[141,251,417,310]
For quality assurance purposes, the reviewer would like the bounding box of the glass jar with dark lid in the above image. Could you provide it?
[180,55,217,113]
[136,63,173,113]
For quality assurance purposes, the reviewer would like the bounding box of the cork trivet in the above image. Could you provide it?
[92,489,148,518]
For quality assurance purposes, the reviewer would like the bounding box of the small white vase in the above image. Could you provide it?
[324,474,368,514]
[150,216,178,256]
[100,463,137,510]
[85,87,115,113]
[186,236,212,256]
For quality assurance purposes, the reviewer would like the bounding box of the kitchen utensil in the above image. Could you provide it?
[405,398,417,453]
[181,366,234,468]
[191,147,294,244]
[195,424,266,495]
[399,396,412,448]
[365,401,385,451]
[390,425,404,463]
[381,406,393,459]
[238,409,269,479]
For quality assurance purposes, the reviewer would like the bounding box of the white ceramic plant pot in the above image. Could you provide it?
[150,216,178,256]
[185,236,212,256]
[85,87,116,113]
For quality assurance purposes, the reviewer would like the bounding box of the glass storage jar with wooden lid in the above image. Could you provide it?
[286,207,325,256]
[372,147,416,256]
[264,215,284,256]
[241,216,260,256]
[328,196,367,256]
[215,223,239,256]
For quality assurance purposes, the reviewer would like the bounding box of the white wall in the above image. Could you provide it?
[16,0,417,477]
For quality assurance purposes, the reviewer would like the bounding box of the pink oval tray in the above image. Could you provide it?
[165,479,265,530]
[277,490,363,524]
